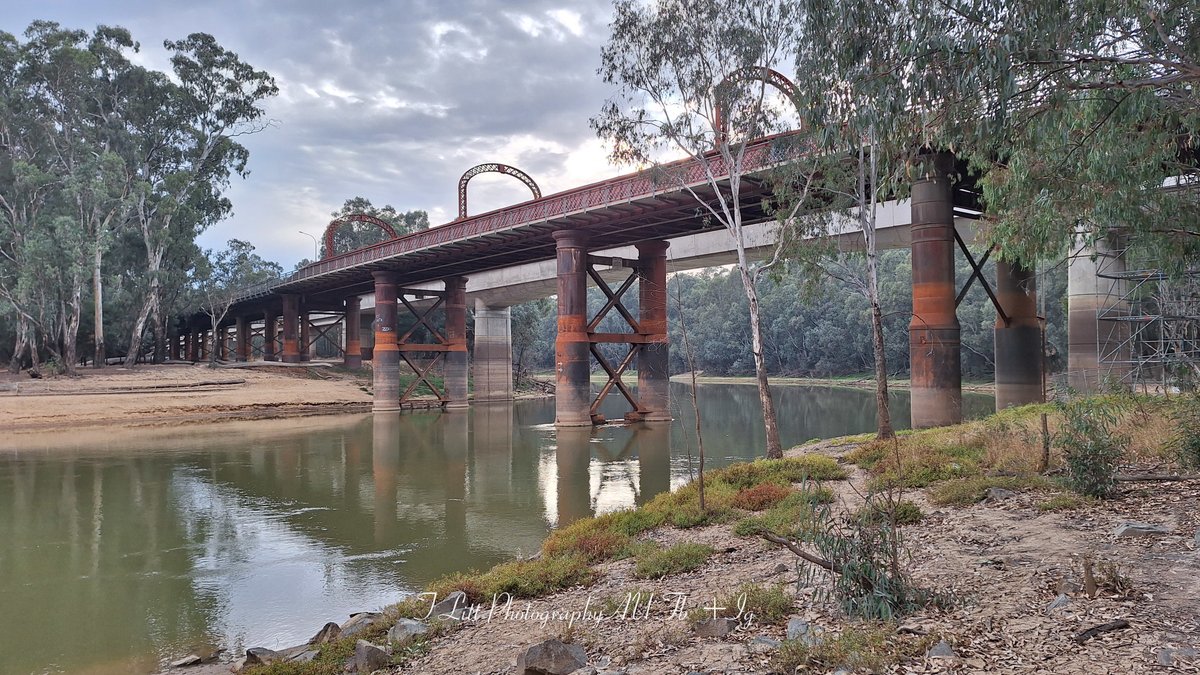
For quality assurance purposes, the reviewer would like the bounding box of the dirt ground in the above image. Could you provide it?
[0,363,373,440]
[397,442,1199,674]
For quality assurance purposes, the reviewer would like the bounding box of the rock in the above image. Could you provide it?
[229,657,247,673]
[927,640,957,658]
[243,647,282,666]
[747,636,781,653]
[287,649,319,663]
[1193,529,1200,549]
[307,621,342,645]
[985,487,1017,501]
[169,654,201,668]
[430,590,469,620]
[340,612,382,638]
[1113,521,1173,538]
[515,638,588,675]
[773,563,790,574]
[387,618,429,646]
[1158,647,1198,667]
[352,640,389,673]
[573,668,598,675]
[597,671,628,675]
[786,618,823,646]
[1045,593,1070,614]
[693,617,738,638]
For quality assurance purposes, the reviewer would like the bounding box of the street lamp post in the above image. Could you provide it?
[299,230,319,259]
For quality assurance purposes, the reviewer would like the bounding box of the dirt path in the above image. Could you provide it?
[0,363,373,441]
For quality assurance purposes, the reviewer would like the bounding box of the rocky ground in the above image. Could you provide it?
[170,437,1198,675]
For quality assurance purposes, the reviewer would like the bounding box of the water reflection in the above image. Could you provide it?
[0,383,991,673]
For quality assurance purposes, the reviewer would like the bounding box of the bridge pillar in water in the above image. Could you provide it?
[554,230,592,427]
[635,240,671,422]
[281,294,301,363]
[372,271,401,412]
[908,152,962,428]
[994,260,1044,409]
[1067,234,1129,392]
[444,277,469,409]
[263,311,278,361]
[235,316,250,362]
[344,296,362,368]
[473,300,513,402]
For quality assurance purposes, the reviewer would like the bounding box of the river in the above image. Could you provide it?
[0,383,992,674]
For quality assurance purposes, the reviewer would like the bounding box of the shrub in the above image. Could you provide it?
[1168,395,1200,469]
[542,516,633,561]
[733,482,792,511]
[1036,493,1094,511]
[1054,398,1127,498]
[775,623,935,672]
[693,583,793,625]
[633,542,714,578]
[927,476,1047,507]
[856,500,923,525]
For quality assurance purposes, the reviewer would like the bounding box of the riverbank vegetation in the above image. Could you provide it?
[239,393,1197,674]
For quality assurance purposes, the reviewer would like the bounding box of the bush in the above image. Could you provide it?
[542,516,633,561]
[927,476,1047,506]
[856,500,923,525]
[1054,398,1127,498]
[693,583,793,625]
[733,482,793,510]
[1168,395,1200,469]
[633,542,714,578]
[775,623,935,672]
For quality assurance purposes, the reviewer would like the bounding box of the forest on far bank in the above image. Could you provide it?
[509,249,1068,381]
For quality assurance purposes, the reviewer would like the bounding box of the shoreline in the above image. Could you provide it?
[669,373,997,393]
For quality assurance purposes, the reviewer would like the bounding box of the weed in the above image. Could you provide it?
[732,482,793,511]
[857,500,923,525]
[1054,398,1127,498]
[927,476,1048,507]
[1036,493,1094,511]
[692,583,793,625]
[1168,394,1200,469]
[543,517,633,562]
[633,542,714,578]
[774,623,935,672]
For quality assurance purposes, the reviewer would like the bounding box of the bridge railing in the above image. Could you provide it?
[284,134,800,284]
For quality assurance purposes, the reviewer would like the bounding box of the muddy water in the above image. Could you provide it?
[0,383,992,674]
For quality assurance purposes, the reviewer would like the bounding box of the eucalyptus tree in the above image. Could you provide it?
[594,0,808,458]
[195,239,282,365]
[121,33,277,367]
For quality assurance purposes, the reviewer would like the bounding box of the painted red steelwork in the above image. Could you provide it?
[714,67,802,137]
[322,213,402,259]
[457,163,541,219]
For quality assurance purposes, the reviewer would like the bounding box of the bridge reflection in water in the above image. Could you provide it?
[0,384,993,674]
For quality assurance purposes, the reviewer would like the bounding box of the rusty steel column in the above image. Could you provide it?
[344,296,362,368]
[372,271,401,412]
[995,260,1044,409]
[185,331,195,362]
[299,306,311,362]
[554,230,592,427]
[281,294,301,363]
[216,326,228,361]
[635,240,671,422]
[263,311,278,361]
[909,152,962,428]
[235,316,250,362]
[443,277,470,408]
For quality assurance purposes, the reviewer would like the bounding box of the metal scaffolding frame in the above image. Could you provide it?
[1096,244,1200,390]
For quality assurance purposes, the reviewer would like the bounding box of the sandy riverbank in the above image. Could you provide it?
[0,363,374,441]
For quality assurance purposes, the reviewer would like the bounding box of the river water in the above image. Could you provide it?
[0,383,992,674]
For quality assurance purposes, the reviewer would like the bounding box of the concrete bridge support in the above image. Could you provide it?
[372,272,401,413]
[1068,234,1129,392]
[994,261,1044,409]
[909,152,962,428]
[299,308,312,362]
[282,294,301,363]
[235,316,250,362]
[263,311,278,361]
[554,230,593,427]
[344,296,362,368]
[473,300,513,402]
[444,277,469,409]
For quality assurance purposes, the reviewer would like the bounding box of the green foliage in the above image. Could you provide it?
[1167,395,1200,469]
[775,623,935,672]
[1036,493,1095,512]
[694,583,794,625]
[857,500,923,526]
[542,515,635,562]
[713,455,847,487]
[1054,398,1127,498]
[927,476,1048,507]
[633,542,714,578]
[732,482,793,511]
[427,554,596,605]
[732,489,823,538]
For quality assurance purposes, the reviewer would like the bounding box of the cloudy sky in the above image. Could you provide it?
[4,0,625,268]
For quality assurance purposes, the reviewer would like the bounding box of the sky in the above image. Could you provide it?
[3,0,625,268]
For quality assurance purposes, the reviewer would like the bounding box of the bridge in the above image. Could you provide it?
[175,137,1123,430]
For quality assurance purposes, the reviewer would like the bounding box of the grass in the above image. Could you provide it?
[732,482,793,510]
[927,475,1049,506]
[1036,493,1097,511]
[689,582,794,625]
[775,623,938,672]
[732,488,830,538]
[855,499,924,526]
[426,554,596,605]
[633,542,714,578]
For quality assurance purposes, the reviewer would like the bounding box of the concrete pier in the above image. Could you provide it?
[994,260,1044,409]
[473,300,514,401]
[554,230,592,427]
[1068,234,1129,392]
[299,307,311,362]
[235,316,250,362]
[635,240,671,422]
[444,277,469,409]
[908,152,962,428]
[372,272,401,412]
[281,294,301,363]
[263,311,278,361]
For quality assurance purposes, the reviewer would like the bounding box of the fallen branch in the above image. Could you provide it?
[1114,474,1186,482]
[760,532,837,573]
[1073,619,1130,644]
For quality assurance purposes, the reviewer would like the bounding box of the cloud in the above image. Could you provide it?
[2,0,623,267]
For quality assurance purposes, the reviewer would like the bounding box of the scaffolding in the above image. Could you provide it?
[1096,244,1200,390]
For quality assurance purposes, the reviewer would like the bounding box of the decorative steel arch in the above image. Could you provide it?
[457,163,541,219]
[322,213,401,259]
[713,67,802,138]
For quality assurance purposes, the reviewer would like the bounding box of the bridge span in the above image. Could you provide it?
[176,145,1119,430]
